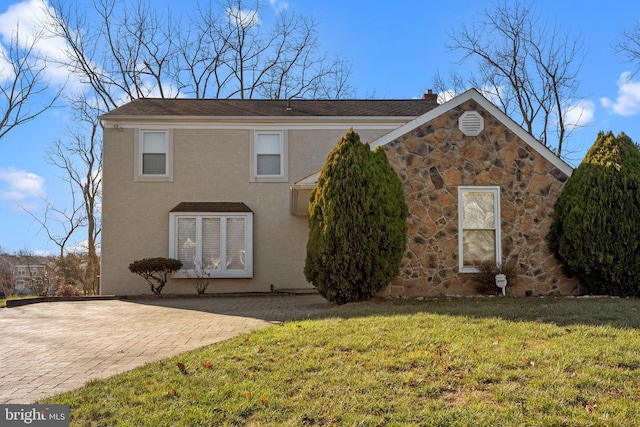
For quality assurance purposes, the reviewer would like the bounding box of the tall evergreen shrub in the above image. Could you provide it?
[547,131,640,296]
[304,129,408,304]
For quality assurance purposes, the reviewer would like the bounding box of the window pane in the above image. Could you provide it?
[463,230,495,265]
[142,132,166,153]
[257,154,281,175]
[202,218,221,270]
[142,153,166,174]
[256,133,281,154]
[463,192,495,229]
[226,218,245,270]
[177,218,196,269]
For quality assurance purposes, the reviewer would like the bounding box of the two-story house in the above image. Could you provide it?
[0,254,56,295]
[99,89,579,297]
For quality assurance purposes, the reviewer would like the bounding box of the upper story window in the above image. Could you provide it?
[142,131,168,175]
[458,186,501,273]
[134,129,174,182]
[250,130,288,182]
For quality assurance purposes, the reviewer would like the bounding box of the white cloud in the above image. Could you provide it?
[0,43,15,81]
[0,0,77,88]
[0,0,45,45]
[563,99,595,130]
[0,166,46,202]
[270,0,289,12]
[600,72,640,116]
[479,85,507,107]
[226,6,261,27]
[437,89,456,104]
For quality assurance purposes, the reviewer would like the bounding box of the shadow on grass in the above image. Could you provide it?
[121,293,334,323]
[123,293,640,330]
[310,297,640,329]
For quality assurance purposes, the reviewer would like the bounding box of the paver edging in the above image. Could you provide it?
[5,295,120,308]
[4,289,320,308]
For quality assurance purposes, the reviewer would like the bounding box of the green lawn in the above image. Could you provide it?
[42,297,640,426]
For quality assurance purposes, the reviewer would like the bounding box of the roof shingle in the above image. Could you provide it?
[100,98,438,118]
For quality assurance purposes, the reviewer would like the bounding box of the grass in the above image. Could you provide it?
[42,297,640,426]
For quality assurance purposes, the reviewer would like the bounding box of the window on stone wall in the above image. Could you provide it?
[458,186,501,272]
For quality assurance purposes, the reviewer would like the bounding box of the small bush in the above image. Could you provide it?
[55,284,82,297]
[190,261,210,295]
[470,261,519,295]
[128,258,183,295]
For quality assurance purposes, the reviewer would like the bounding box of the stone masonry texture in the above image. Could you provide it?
[378,99,581,298]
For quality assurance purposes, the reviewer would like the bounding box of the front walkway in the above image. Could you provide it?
[0,294,332,404]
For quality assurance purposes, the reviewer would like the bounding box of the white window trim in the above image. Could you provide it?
[458,186,501,273]
[250,130,288,183]
[169,211,253,278]
[134,129,174,182]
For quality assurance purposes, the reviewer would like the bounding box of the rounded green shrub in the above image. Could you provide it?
[547,131,640,296]
[128,257,183,295]
[304,129,408,304]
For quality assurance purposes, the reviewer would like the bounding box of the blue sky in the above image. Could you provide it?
[1,0,639,255]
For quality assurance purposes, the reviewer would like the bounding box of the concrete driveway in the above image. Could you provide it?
[0,294,332,404]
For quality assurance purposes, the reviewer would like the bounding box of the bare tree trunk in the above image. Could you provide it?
[44,96,102,295]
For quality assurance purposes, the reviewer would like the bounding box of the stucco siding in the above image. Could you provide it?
[101,125,392,295]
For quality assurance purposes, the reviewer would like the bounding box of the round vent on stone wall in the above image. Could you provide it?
[459,111,484,136]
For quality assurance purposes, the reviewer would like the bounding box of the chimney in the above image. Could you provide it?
[421,89,438,102]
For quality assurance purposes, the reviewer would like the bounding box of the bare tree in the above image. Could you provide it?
[24,191,85,287]
[0,23,60,141]
[45,0,354,106]
[615,20,640,77]
[44,96,102,295]
[0,246,15,298]
[25,93,101,295]
[437,0,584,157]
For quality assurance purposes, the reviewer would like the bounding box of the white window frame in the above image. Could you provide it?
[250,130,288,182]
[458,186,501,273]
[169,211,253,278]
[134,129,174,182]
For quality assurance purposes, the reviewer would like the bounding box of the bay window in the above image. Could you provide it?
[169,206,253,278]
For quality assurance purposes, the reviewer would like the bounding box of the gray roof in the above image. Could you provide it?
[100,98,438,119]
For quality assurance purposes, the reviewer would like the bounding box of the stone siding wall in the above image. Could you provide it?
[379,99,581,298]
